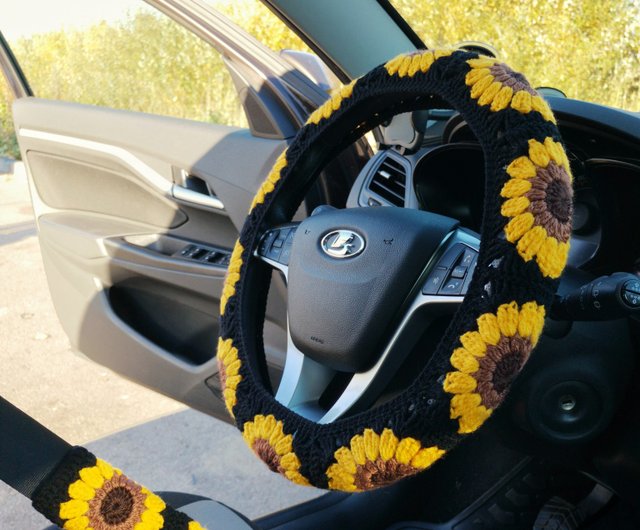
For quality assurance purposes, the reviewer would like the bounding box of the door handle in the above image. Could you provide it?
[171,172,225,212]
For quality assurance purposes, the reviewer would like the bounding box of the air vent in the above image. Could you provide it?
[368,156,407,206]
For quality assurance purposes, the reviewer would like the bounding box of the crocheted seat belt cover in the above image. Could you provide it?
[31,446,208,530]
[218,50,573,492]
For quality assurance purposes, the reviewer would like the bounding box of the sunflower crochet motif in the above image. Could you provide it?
[501,138,573,278]
[242,414,310,486]
[465,57,556,122]
[58,459,169,530]
[216,337,242,415]
[326,428,445,492]
[444,302,546,434]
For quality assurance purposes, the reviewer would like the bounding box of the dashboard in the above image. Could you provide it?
[347,97,640,276]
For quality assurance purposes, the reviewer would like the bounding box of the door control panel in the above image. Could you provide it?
[175,244,231,267]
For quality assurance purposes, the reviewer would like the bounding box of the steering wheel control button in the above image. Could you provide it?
[440,278,464,295]
[320,229,365,259]
[451,265,467,279]
[622,279,640,307]
[438,243,464,269]
[422,267,448,295]
[279,230,296,265]
[461,248,476,267]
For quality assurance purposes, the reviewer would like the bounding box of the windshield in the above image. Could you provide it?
[389,0,640,112]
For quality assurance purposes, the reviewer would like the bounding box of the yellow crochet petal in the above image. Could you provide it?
[528,139,551,168]
[385,55,405,75]
[407,54,423,76]
[140,510,164,527]
[511,90,532,113]
[285,470,311,486]
[506,156,537,179]
[504,213,535,243]
[363,428,380,462]
[457,405,492,434]
[398,56,412,77]
[501,196,530,217]
[465,67,491,86]
[188,521,207,530]
[497,302,519,337]
[531,95,556,123]
[59,500,89,520]
[537,238,570,279]
[501,178,532,198]
[459,331,487,357]
[78,466,104,490]
[350,434,367,466]
[419,51,435,72]
[273,435,293,456]
[478,81,503,106]
[467,57,496,69]
[220,241,244,315]
[96,459,114,480]
[470,74,494,99]
[450,392,483,419]
[450,347,480,373]
[68,480,95,501]
[334,446,357,474]
[490,85,514,111]
[477,313,501,345]
[443,371,478,394]
[410,446,445,469]
[327,465,357,491]
[63,516,89,530]
[379,429,399,461]
[395,437,422,465]
[144,492,166,513]
[279,452,301,471]
[516,225,547,261]
[518,302,546,344]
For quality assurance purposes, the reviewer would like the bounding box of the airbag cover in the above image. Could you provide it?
[288,207,458,372]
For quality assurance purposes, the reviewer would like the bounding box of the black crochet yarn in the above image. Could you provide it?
[219,50,572,490]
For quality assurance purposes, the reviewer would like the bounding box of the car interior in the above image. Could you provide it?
[1,0,640,529]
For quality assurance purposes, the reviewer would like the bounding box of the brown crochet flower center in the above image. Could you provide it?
[100,487,134,525]
[87,474,146,530]
[545,177,573,224]
[474,335,533,409]
[526,163,573,242]
[489,63,536,95]
[253,438,283,474]
[218,359,227,390]
[353,458,417,491]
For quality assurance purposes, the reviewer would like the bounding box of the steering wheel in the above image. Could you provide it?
[217,49,573,492]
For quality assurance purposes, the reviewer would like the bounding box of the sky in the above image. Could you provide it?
[2,0,141,41]
[1,0,239,42]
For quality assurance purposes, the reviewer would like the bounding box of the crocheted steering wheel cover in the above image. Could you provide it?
[218,50,573,492]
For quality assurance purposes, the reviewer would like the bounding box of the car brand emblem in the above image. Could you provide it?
[321,230,365,258]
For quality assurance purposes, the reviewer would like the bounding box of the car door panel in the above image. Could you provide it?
[12,97,289,418]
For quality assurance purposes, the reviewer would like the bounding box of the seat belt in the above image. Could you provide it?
[0,395,70,498]
[0,395,223,529]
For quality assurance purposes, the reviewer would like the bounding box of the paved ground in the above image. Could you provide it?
[0,164,321,529]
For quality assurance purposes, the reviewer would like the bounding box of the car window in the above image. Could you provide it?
[1,0,248,127]
[389,0,640,112]
[0,81,18,160]
[208,0,311,53]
